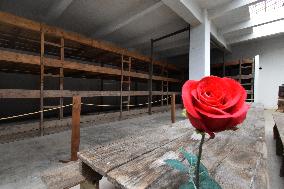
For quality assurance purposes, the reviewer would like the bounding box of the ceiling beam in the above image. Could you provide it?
[123,20,187,48]
[210,22,231,51]
[208,0,263,20]
[45,0,74,22]
[221,10,284,35]
[162,0,203,26]
[227,20,284,44]
[92,1,164,38]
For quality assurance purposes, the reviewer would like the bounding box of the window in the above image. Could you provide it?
[249,0,284,17]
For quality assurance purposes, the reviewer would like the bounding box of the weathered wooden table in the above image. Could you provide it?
[76,104,267,189]
[273,112,284,177]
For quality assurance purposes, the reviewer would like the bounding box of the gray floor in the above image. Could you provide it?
[0,110,184,189]
[0,109,283,189]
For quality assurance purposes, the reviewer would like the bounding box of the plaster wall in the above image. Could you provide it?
[226,36,284,109]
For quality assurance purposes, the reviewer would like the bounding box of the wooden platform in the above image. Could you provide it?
[41,104,267,189]
[273,112,284,176]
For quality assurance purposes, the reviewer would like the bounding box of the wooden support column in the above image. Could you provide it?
[171,93,176,123]
[127,58,131,111]
[166,65,169,107]
[60,37,64,119]
[100,62,104,112]
[148,39,153,115]
[40,30,44,136]
[161,66,164,106]
[239,58,242,83]
[71,96,81,161]
[120,55,124,119]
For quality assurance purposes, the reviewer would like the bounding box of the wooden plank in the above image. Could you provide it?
[41,161,86,189]
[40,30,44,136]
[78,104,266,189]
[71,96,81,161]
[78,125,190,176]
[107,133,196,189]
[0,89,180,98]
[274,113,284,146]
[0,49,180,82]
[273,113,284,176]
[0,11,179,71]
[60,37,64,119]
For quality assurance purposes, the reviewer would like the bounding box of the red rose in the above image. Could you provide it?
[182,76,249,138]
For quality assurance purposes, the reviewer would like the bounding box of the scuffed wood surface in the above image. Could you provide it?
[274,113,284,141]
[78,104,267,189]
[41,161,85,189]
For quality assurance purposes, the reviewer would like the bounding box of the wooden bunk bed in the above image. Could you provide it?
[211,58,255,102]
[0,12,183,140]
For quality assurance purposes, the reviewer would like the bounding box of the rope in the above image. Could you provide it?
[0,96,171,121]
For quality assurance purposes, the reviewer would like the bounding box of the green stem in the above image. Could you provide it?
[195,132,205,189]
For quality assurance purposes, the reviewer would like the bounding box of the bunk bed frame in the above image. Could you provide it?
[0,11,182,138]
[211,58,255,102]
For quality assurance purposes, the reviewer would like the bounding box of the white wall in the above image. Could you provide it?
[226,36,284,109]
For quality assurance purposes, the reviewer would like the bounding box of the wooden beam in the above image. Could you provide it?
[0,89,180,98]
[71,96,81,161]
[171,93,175,123]
[0,11,179,71]
[60,37,64,119]
[40,30,44,136]
[0,49,180,82]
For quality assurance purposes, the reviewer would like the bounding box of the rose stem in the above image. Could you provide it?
[195,132,205,189]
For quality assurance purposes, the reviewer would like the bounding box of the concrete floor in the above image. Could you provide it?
[0,109,283,189]
[0,110,185,189]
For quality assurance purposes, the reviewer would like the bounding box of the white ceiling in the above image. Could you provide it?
[197,0,233,9]
[0,0,272,59]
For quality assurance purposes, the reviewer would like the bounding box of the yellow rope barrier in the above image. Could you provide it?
[0,97,171,121]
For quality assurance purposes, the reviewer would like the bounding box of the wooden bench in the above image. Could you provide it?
[273,113,284,176]
[42,104,267,189]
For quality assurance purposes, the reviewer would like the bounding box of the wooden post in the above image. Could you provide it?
[120,55,124,119]
[59,37,64,119]
[71,96,81,161]
[148,39,153,115]
[171,93,176,123]
[40,30,44,136]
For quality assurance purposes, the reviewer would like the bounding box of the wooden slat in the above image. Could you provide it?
[107,133,195,189]
[0,89,180,98]
[274,113,284,144]
[0,11,179,71]
[41,161,86,189]
[78,126,191,176]
[0,49,180,82]
[78,104,267,189]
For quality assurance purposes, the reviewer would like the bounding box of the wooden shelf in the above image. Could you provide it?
[210,58,255,102]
